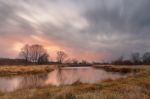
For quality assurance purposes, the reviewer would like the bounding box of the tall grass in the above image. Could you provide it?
[0,66,150,99]
[0,65,53,76]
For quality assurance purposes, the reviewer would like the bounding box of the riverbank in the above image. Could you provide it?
[93,65,146,73]
[0,65,54,76]
[0,66,149,99]
[0,65,147,76]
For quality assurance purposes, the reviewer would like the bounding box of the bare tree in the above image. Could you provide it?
[19,44,30,64]
[38,53,49,64]
[56,51,67,64]
[55,51,67,85]
[131,52,141,64]
[19,44,49,64]
[142,52,150,64]
[29,45,46,62]
[112,56,124,65]
[72,58,78,64]
[80,60,88,65]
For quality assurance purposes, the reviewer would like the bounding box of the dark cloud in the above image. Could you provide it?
[0,0,150,61]
[80,0,150,58]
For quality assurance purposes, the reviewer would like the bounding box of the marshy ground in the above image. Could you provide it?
[0,65,150,99]
[0,65,54,76]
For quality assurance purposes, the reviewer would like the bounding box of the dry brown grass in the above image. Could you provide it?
[0,65,54,76]
[0,65,150,99]
[93,65,145,73]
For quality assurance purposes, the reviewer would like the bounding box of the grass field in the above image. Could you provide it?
[0,65,54,76]
[0,65,150,99]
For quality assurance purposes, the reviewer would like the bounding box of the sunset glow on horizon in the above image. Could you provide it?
[0,0,150,62]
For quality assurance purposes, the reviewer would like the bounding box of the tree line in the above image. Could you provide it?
[0,44,150,66]
[112,52,150,65]
[19,44,68,65]
[18,44,150,65]
[19,44,91,65]
[0,44,91,65]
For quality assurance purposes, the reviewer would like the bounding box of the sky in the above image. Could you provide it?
[0,0,150,62]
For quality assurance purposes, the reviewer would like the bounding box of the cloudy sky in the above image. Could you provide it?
[0,0,150,61]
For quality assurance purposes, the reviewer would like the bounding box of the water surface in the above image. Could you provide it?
[0,67,127,92]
